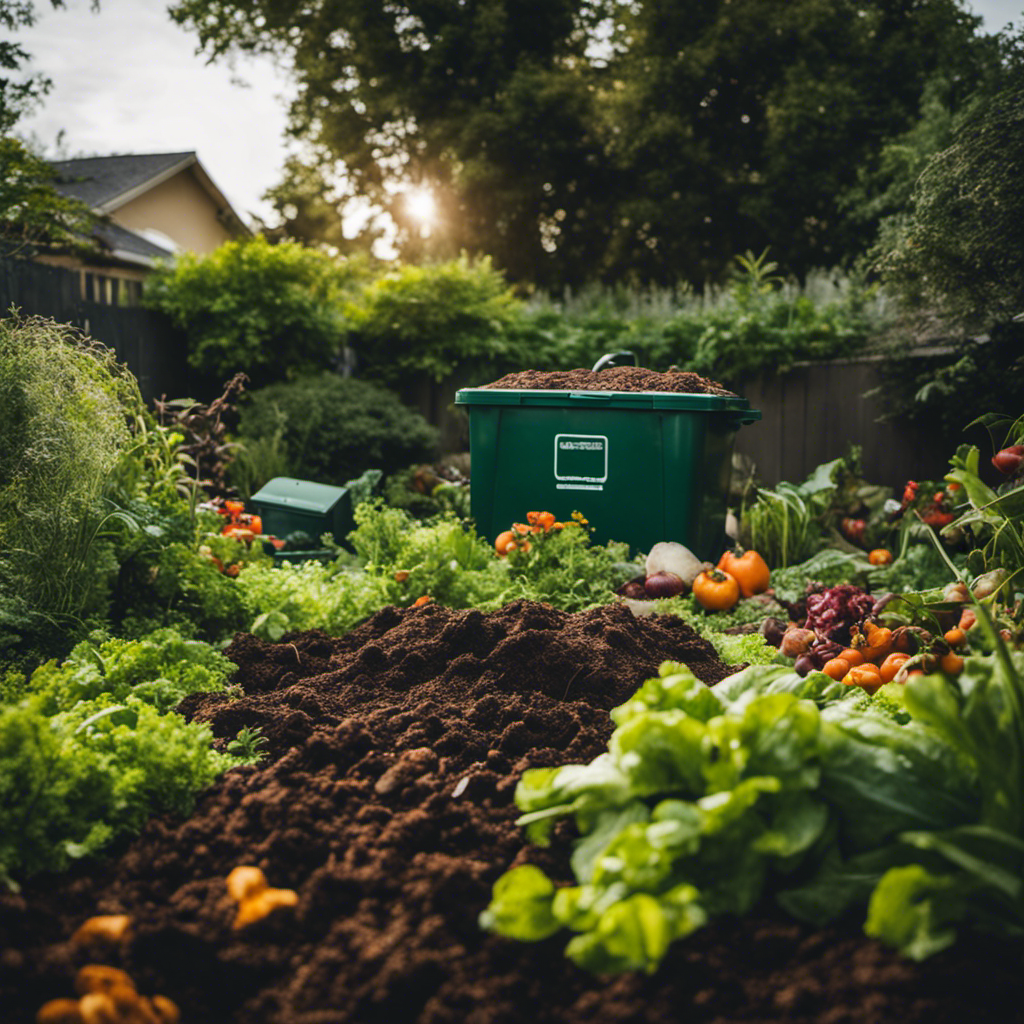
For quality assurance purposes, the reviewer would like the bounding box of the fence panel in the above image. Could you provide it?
[733,357,954,490]
[0,256,186,404]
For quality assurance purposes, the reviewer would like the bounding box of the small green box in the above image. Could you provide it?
[454,388,760,560]
[249,477,354,548]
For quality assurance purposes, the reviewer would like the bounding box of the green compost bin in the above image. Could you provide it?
[249,477,354,559]
[454,388,761,560]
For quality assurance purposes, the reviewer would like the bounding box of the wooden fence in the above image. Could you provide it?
[731,354,962,490]
[0,256,186,403]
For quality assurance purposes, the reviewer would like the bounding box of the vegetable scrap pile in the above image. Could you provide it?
[4,606,1024,1022]
[481,366,736,395]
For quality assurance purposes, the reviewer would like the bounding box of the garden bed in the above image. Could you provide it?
[3,601,1023,1023]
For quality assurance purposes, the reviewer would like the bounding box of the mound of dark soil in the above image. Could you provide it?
[481,366,735,395]
[2,600,1022,1024]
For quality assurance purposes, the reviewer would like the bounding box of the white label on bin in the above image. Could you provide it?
[554,434,608,490]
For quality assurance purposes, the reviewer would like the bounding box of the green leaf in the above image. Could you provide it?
[609,711,708,797]
[564,889,704,975]
[779,844,907,926]
[478,864,561,941]
[864,864,962,960]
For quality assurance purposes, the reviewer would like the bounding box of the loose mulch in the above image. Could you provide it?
[2,599,1022,1024]
[481,366,736,395]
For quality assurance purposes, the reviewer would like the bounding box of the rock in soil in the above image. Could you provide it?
[1,600,1022,1024]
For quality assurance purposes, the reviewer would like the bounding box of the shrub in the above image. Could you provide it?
[344,255,521,384]
[142,235,369,394]
[236,373,440,488]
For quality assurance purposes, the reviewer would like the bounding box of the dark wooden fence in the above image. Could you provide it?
[0,256,187,403]
[731,354,963,490]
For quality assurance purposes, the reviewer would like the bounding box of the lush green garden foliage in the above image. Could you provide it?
[142,235,371,394]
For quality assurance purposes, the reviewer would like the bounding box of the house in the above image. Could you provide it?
[34,151,251,305]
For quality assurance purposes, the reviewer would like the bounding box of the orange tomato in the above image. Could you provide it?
[868,548,894,566]
[944,627,967,648]
[717,550,771,599]
[838,647,865,667]
[822,657,851,680]
[940,651,965,675]
[692,569,741,612]
[879,652,911,683]
[958,607,977,631]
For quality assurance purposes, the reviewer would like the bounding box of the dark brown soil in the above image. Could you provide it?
[481,365,736,395]
[2,600,1022,1024]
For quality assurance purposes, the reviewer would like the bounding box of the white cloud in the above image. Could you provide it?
[7,0,297,225]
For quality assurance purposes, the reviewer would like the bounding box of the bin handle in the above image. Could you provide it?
[592,351,638,372]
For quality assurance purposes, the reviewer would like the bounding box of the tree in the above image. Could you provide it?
[257,155,387,256]
[876,73,1024,330]
[0,1,97,254]
[169,0,1000,288]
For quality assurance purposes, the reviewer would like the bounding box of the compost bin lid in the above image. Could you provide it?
[455,387,761,421]
[250,477,349,514]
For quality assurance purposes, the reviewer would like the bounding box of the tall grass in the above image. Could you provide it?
[0,314,143,624]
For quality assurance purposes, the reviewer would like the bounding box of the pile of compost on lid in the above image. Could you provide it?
[2,600,1021,1024]
[480,366,736,395]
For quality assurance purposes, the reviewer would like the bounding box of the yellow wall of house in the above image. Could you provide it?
[112,168,236,254]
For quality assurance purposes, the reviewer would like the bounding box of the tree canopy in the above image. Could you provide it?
[876,74,1024,330]
[0,1,97,254]
[170,0,1002,288]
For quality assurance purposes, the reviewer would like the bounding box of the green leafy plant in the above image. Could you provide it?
[480,659,977,974]
[152,372,249,502]
[739,460,842,570]
[863,529,1024,957]
[943,413,1024,594]
[0,693,238,884]
[227,725,268,764]
[25,628,236,716]
[343,255,521,385]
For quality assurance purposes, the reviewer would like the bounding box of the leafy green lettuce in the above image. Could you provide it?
[481,660,980,973]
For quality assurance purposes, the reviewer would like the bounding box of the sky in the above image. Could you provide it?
[6,0,1023,231]
[8,0,296,226]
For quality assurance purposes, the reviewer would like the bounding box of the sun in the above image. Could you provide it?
[405,187,437,226]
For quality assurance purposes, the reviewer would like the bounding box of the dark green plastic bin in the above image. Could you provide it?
[249,477,354,560]
[454,388,761,560]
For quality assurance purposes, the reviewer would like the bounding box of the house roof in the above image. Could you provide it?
[91,219,177,265]
[49,151,251,266]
